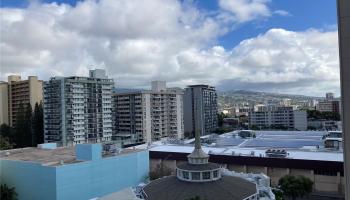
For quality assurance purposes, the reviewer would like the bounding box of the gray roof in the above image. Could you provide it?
[143,176,257,200]
[0,147,142,166]
[177,162,220,171]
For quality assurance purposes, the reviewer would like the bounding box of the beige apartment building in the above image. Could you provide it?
[0,75,43,126]
[113,81,184,145]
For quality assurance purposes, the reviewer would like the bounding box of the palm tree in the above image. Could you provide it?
[0,184,18,200]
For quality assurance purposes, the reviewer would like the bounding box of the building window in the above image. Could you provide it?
[191,172,200,180]
[202,171,210,180]
[183,171,189,179]
[213,170,218,178]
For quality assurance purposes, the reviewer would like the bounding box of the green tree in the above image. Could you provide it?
[14,103,33,148]
[0,124,13,139]
[278,175,313,200]
[25,103,33,146]
[272,188,284,200]
[0,135,13,150]
[0,184,17,200]
[0,124,15,146]
[213,127,234,134]
[32,102,44,145]
[307,110,340,121]
[217,112,227,127]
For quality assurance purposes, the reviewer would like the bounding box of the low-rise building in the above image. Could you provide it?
[317,100,341,114]
[308,120,342,131]
[316,93,341,114]
[248,106,307,131]
[223,117,240,128]
[142,124,273,200]
[145,131,344,196]
[0,143,149,200]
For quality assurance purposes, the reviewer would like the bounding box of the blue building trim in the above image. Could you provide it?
[0,150,149,200]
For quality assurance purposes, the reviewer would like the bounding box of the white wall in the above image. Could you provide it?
[294,110,307,131]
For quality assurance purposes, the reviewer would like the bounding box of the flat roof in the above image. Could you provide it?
[0,146,142,166]
[149,145,343,162]
[145,130,344,162]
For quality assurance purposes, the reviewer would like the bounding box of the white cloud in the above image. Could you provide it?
[0,0,340,96]
[219,28,339,94]
[274,10,291,17]
[218,0,271,23]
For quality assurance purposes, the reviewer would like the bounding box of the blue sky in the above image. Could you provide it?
[1,0,338,49]
[199,0,337,48]
[0,0,340,96]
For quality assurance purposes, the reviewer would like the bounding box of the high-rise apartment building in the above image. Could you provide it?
[0,76,43,126]
[184,85,218,137]
[113,81,184,144]
[248,106,307,131]
[43,69,114,146]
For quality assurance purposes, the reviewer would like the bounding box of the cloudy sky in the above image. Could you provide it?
[0,0,340,96]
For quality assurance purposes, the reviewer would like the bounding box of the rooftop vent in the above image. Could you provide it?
[265,149,287,158]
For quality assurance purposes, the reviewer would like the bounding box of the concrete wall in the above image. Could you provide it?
[29,76,43,110]
[0,150,149,200]
[176,94,184,139]
[337,0,350,198]
[294,110,307,131]
[0,161,57,200]
[143,93,152,143]
[0,82,9,125]
[183,88,194,135]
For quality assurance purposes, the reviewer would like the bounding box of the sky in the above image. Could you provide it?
[0,0,340,96]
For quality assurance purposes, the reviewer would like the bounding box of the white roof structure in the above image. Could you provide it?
[140,130,344,162]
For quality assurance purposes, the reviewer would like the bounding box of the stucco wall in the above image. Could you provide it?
[0,150,149,200]
[0,161,57,200]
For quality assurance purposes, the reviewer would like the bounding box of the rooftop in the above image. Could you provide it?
[0,145,142,166]
[143,130,344,162]
[143,176,257,200]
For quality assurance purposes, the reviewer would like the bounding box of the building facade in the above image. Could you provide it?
[248,106,307,130]
[113,81,184,144]
[326,92,335,101]
[0,76,43,126]
[184,85,218,137]
[317,100,341,114]
[0,143,149,200]
[0,82,9,125]
[43,69,114,146]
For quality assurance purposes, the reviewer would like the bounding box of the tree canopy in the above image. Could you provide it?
[0,184,17,200]
[307,110,340,121]
[0,102,44,149]
[278,175,313,200]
